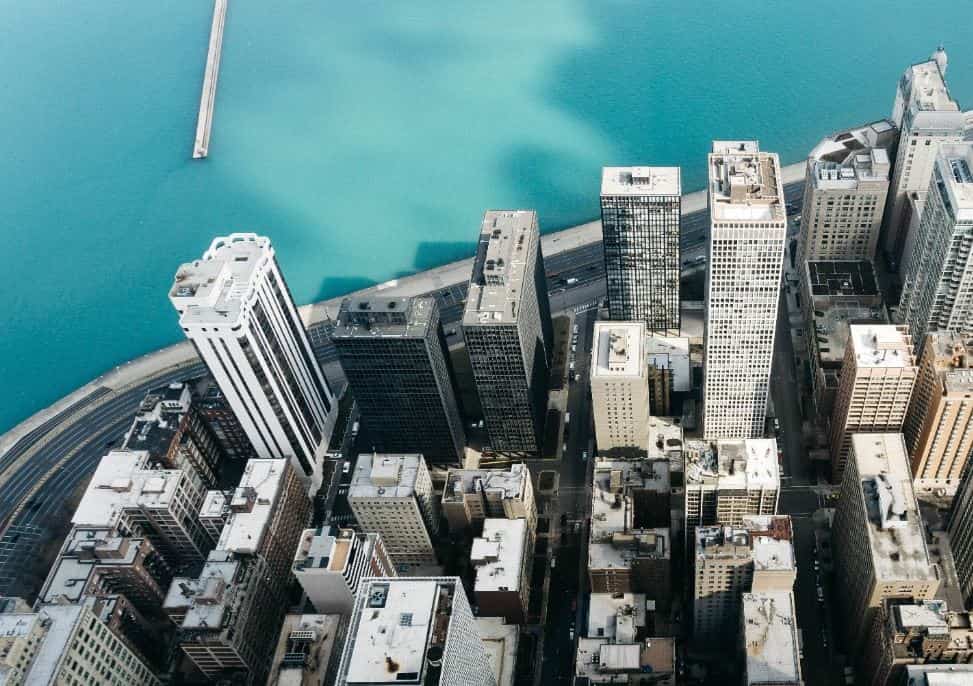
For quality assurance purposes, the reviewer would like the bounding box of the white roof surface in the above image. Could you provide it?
[475,617,518,686]
[592,321,645,378]
[587,593,646,641]
[217,458,286,555]
[24,604,83,685]
[601,166,681,196]
[472,519,527,593]
[851,434,936,582]
[349,453,423,499]
[344,580,439,683]
[170,233,271,328]
[743,592,802,685]
[849,325,914,368]
[645,334,690,391]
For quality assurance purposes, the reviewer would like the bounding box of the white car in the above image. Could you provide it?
[581,451,588,461]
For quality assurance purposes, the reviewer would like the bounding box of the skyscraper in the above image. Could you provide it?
[904,332,973,497]
[829,325,917,483]
[797,120,896,264]
[898,144,973,346]
[334,577,496,686]
[332,296,465,463]
[883,48,967,262]
[589,321,649,456]
[463,211,552,455]
[600,166,681,333]
[832,434,939,656]
[948,457,973,607]
[703,142,787,440]
[170,234,337,492]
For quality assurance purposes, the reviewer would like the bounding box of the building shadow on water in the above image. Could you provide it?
[412,241,475,272]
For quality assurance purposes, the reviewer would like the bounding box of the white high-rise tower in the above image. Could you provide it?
[170,233,337,491]
[883,48,968,263]
[703,142,787,440]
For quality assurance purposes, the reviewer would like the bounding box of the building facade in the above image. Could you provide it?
[948,457,973,608]
[693,516,796,645]
[797,120,896,263]
[741,591,803,686]
[332,296,465,463]
[832,434,940,656]
[463,211,552,455]
[442,464,537,541]
[683,439,780,537]
[703,142,787,439]
[170,233,338,491]
[334,577,496,686]
[898,144,973,347]
[471,518,531,624]
[293,526,395,615]
[883,49,967,262]
[904,332,973,496]
[829,325,917,483]
[600,166,681,334]
[590,321,650,455]
[347,453,440,569]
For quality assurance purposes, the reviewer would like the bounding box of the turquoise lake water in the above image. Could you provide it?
[3,0,973,434]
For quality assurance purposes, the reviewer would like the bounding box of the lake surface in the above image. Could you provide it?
[2,0,972,433]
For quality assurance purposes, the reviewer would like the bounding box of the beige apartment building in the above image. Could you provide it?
[832,434,941,657]
[904,333,973,496]
[348,453,440,569]
[590,321,649,455]
[442,464,537,542]
[797,120,895,264]
[693,516,796,644]
[830,326,917,483]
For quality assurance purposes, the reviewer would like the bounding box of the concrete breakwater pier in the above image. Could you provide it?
[193,0,227,159]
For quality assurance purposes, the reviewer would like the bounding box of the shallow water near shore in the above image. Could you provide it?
[2,0,973,433]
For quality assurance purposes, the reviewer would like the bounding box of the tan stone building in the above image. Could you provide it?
[832,434,941,657]
[830,326,917,483]
[590,321,650,456]
[693,516,796,644]
[797,120,895,264]
[904,332,973,497]
[862,598,973,686]
[441,464,537,543]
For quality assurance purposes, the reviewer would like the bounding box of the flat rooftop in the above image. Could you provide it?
[170,233,272,328]
[443,464,529,503]
[936,144,973,220]
[709,141,785,223]
[742,592,802,685]
[807,260,879,298]
[472,518,527,593]
[684,438,780,491]
[42,529,144,603]
[164,549,240,630]
[902,57,961,114]
[851,433,937,582]
[906,665,973,685]
[848,325,914,369]
[587,593,646,641]
[463,211,537,327]
[293,526,353,573]
[217,458,286,555]
[475,617,518,686]
[575,637,674,681]
[647,416,683,462]
[122,383,192,458]
[200,489,227,519]
[269,614,343,686]
[23,603,84,686]
[343,578,458,684]
[332,296,435,339]
[808,120,896,189]
[645,334,691,392]
[592,321,645,379]
[695,516,795,566]
[601,166,681,197]
[348,453,424,499]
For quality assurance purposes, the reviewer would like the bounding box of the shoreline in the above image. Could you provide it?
[0,160,805,455]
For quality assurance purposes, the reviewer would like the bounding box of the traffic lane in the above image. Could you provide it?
[772,282,811,486]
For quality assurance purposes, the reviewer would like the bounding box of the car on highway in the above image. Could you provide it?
[566,277,578,285]
[817,587,824,603]
[573,324,579,334]
[581,450,588,461]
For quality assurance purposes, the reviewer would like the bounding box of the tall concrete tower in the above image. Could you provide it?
[170,233,337,492]
[702,142,787,440]
[899,143,973,347]
[600,166,681,334]
[883,49,967,263]
[463,211,552,455]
